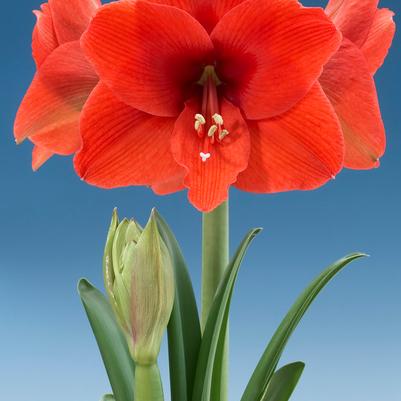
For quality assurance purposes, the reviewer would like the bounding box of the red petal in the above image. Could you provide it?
[29,119,81,155]
[151,175,185,195]
[81,0,213,117]
[320,39,385,169]
[150,0,246,32]
[325,0,378,47]
[235,84,344,193]
[171,97,250,212]
[75,83,185,188]
[48,0,100,44]
[32,145,54,171]
[14,41,98,154]
[361,8,396,74]
[32,4,58,67]
[211,0,341,120]
[148,0,193,9]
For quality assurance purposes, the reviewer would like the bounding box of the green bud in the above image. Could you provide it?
[103,208,175,365]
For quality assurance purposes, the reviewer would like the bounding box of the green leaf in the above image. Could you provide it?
[154,210,202,401]
[193,228,262,401]
[101,395,115,401]
[262,362,305,401]
[241,253,367,401]
[78,279,135,401]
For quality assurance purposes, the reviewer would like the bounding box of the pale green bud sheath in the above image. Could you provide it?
[103,209,120,322]
[103,208,174,401]
[126,210,174,364]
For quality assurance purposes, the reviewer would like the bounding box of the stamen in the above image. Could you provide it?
[219,129,229,141]
[194,67,231,163]
[194,114,206,136]
[208,125,218,137]
[195,114,206,124]
[212,113,224,126]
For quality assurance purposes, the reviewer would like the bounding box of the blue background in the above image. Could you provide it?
[0,1,400,400]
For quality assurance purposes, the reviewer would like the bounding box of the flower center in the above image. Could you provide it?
[194,66,229,162]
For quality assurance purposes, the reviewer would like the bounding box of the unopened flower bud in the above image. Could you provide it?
[103,208,175,365]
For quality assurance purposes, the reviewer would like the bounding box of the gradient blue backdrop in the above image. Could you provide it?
[1,1,400,400]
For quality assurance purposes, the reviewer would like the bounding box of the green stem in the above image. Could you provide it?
[134,364,164,401]
[201,200,229,401]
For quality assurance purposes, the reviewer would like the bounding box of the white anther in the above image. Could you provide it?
[195,114,206,124]
[208,125,218,137]
[194,114,206,132]
[200,152,211,162]
[219,129,229,141]
[212,113,224,125]
[331,175,336,180]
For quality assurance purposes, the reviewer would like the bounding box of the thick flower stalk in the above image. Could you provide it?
[103,209,175,401]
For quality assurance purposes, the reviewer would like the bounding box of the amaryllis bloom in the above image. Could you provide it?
[14,0,100,170]
[320,0,395,169]
[75,0,346,212]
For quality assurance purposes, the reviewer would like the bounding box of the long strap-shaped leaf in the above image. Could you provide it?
[78,279,135,401]
[154,210,202,401]
[241,253,366,401]
[262,362,305,401]
[102,395,116,401]
[192,228,262,401]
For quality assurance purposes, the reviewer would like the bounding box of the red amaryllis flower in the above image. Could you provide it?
[14,0,100,170]
[320,0,395,169]
[75,0,345,212]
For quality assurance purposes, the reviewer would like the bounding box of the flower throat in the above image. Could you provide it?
[194,66,229,162]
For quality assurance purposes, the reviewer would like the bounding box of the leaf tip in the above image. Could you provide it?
[250,227,263,238]
[347,252,369,261]
[293,361,306,370]
[77,278,92,294]
[150,207,159,217]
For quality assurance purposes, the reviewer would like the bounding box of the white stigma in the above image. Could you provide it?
[200,152,211,162]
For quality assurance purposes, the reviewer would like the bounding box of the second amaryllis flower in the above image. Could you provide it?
[14,0,101,169]
[74,0,344,212]
[321,0,395,169]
